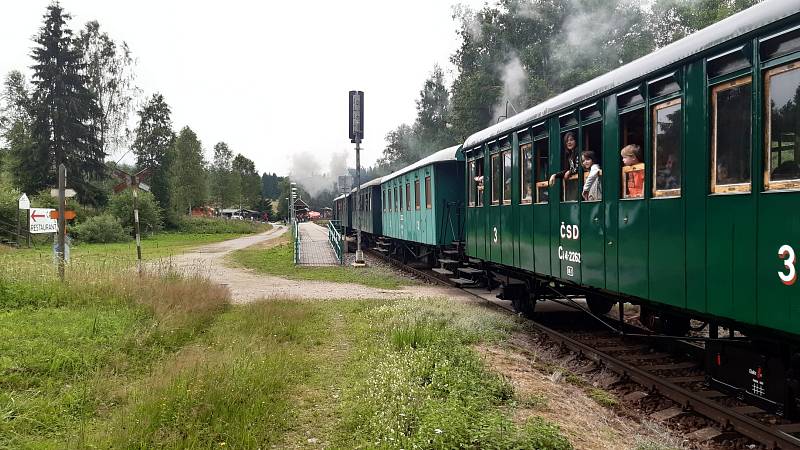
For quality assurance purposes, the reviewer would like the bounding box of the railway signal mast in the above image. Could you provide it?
[349,90,365,266]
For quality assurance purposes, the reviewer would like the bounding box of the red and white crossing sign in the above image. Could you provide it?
[29,208,57,234]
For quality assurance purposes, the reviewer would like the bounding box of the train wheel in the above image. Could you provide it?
[586,294,614,316]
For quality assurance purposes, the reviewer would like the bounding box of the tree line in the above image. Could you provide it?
[0,3,288,227]
[371,0,761,175]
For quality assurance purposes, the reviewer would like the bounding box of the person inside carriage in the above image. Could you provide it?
[621,144,644,198]
[548,131,579,186]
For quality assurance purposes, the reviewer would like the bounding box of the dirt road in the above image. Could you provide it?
[158,225,470,304]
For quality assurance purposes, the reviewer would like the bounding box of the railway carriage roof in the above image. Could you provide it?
[380,145,463,184]
[464,0,800,148]
[333,194,345,201]
[350,176,384,193]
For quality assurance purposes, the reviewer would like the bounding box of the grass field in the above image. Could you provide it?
[228,235,412,290]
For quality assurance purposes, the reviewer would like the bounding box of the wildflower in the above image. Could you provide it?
[434,428,443,434]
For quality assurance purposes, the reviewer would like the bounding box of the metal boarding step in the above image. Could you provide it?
[450,277,479,286]
[432,267,453,276]
[437,258,459,265]
[372,247,388,253]
[441,249,459,255]
[457,267,483,278]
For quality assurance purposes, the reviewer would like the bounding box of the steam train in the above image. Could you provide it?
[335,0,800,418]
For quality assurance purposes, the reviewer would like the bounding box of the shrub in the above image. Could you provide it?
[0,181,20,223]
[174,216,265,234]
[108,190,163,233]
[71,214,131,243]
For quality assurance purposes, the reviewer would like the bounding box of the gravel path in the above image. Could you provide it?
[158,225,470,304]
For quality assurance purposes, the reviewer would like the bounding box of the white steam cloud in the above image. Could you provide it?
[289,150,350,198]
[492,54,528,123]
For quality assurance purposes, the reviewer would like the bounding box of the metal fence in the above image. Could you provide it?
[292,219,300,265]
[327,220,344,265]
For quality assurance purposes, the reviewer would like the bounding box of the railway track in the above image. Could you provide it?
[366,248,800,450]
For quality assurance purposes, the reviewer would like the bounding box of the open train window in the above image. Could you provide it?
[560,130,580,202]
[468,160,476,207]
[711,76,752,193]
[582,122,603,201]
[476,157,485,207]
[405,183,411,210]
[425,176,431,209]
[415,179,421,210]
[491,153,501,205]
[503,150,512,205]
[520,143,533,204]
[534,139,549,203]
[653,98,682,197]
[765,63,800,190]
[620,110,645,199]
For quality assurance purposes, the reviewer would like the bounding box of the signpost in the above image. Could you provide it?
[349,90,365,266]
[111,166,152,275]
[17,193,30,247]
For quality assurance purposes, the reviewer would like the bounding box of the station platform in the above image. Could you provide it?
[297,222,339,266]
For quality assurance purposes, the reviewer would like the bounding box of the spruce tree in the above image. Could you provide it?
[30,3,104,204]
[132,93,175,211]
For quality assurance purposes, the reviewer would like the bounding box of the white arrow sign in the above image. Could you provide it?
[18,193,30,210]
[29,208,58,234]
[50,188,77,198]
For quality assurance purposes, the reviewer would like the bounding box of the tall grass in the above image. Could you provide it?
[0,259,229,448]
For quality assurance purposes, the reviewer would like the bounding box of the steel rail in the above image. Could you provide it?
[365,248,800,450]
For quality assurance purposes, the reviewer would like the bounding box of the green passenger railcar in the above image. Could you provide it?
[381,145,464,247]
[333,193,352,231]
[350,178,382,236]
[463,0,800,416]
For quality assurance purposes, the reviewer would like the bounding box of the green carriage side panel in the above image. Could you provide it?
[757,192,800,335]
[533,203,551,276]
[684,59,708,314]
[581,202,605,288]
[434,161,465,246]
[559,203,582,283]
[618,199,648,298]
[648,199,685,309]
[707,199,757,323]
[603,95,620,292]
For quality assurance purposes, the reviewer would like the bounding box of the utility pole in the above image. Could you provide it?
[132,187,143,275]
[111,165,152,275]
[57,163,66,281]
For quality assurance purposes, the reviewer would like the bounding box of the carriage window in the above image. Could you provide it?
[503,150,512,205]
[468,161,476,206]
[711,77,752,193]
[561,131,580,202]
[534,139,550,203]
[653,99,682,197]
[521,143,533,204]
[414,179,421,210]
[425,176,431,208]
[394,186,399,211]
[620,110,645,199]
[405,183,411,210]
[383,190,386,211]
[765,64,800,190]
[476,157,485,207]
[491,153,501,205]
[582,122,603,201]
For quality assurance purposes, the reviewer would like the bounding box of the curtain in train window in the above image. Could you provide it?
[491,153,501,205]
[476,157,485,207]
[415,179,421,210]
[535,139,549,203]
[520,143,533,203]
[425,176,432,208]
[468,160,476,206]
[503,150,512,205]
[652,98,682,197]
[765,64,800,190]
[711,77,752,193]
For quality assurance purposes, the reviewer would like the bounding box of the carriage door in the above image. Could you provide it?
[518,129,535,272]
[616,87,649,298]
[532,124,552,276]
[488,142,503,264]
[579,102,606,288]
[500,136,515,267]
[558,111,581,283]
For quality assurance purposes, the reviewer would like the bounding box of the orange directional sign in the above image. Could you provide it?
[49,210,76,220]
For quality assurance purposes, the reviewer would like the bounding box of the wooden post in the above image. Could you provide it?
[133,187,143,275]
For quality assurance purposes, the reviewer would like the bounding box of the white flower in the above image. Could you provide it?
[434,428,443,434]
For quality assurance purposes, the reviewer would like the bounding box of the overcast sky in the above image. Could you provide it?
[0,0,488,178]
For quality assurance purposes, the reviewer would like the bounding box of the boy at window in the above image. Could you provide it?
[581,151,602,201]
[621,144,644,198]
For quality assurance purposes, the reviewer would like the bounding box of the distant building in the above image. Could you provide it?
[320,207,333,219]
[191,206,215,217]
